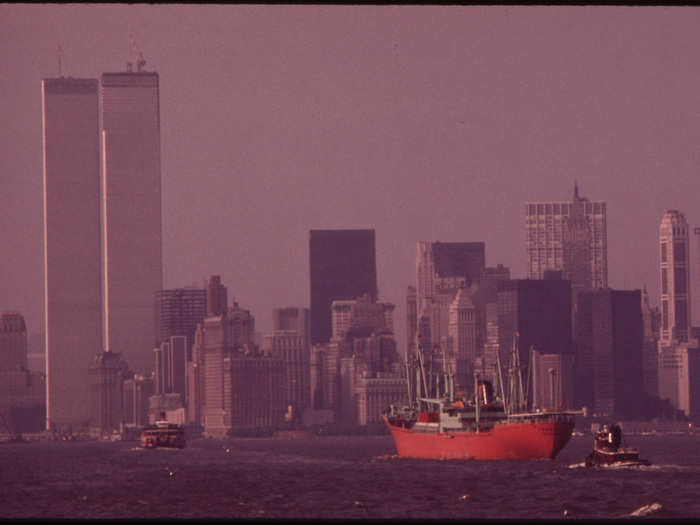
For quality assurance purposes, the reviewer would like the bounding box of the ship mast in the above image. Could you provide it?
[524,345,534,411]
[515,338,524,411]
[496,346,508,414]
[474,369,480,432]
[416,346,428,411]
[405,351,413,407]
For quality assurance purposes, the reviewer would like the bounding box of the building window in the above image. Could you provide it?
[674,270,687,294]
[674,242,686,261]
[675,300,688,332]
[662,268,668,295]
[661,242,667,263]
[661,300,669,332]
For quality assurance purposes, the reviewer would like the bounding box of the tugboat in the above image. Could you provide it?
[584,423,649,467]
[140,413,186,449]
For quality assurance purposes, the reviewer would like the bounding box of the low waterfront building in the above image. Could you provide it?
[0,312,45,433]
[189,286,287,437]
[122,374,154,426]
[89,351,130,435]
[658,340,700,422]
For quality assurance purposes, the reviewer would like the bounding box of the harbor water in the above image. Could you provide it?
[1,433,699,519]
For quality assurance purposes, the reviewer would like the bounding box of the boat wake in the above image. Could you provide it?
[371,454,401,461]
[129,446,181,452]
[632,463,691,472]
[593,462,650,470]
[628,502,663,517]
[569,461,691,472]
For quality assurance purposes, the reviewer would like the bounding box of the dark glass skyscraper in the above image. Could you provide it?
[309,230,377,345]
[497,278,573,369]
[154,288,207,360]
[575,289,644,418]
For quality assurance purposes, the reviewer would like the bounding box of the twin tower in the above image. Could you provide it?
[42,71,162,431]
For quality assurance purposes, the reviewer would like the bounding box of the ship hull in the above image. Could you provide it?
[384,417,574,460]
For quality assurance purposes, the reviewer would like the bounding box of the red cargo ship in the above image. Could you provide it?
[384,402,575,460]
[383,336,578,460]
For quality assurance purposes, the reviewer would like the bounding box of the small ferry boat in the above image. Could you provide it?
[584,423,649,467]
[140,418,186,449]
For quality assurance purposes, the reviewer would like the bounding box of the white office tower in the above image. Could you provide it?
[658,210,691,347]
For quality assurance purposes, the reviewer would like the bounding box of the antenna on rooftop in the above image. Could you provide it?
[128,32,147,72]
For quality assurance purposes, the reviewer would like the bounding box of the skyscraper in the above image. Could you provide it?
[207,275,228,317]
[497,278,573,371]
[195,297,286,436]
[1,312,28,371]
[154,287,207,359]
[272,307,311,338]
[0,312,45,433]
[42,78,103,432]
[416,241,486,310]
[658,210,691,346]
[575,289,644,418]
[525,184,607,293]
[309,229,377,345]
[263,307,311,420]
[448,285,479,390]
[415,241,485,354]
[101,71,163,373]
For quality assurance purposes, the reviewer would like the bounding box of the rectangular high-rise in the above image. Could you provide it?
[497,279,573,370]
[525,184,607,293]
[101,71,163,373]
[658,210,691,346]
[309,230,377,345]
[42,78,103,432]
[154,288,207,360]
[575,289,644,418]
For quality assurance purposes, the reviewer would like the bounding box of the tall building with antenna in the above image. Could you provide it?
[42,77,103,431]
[525,184,607,294]
[101,63,162,374]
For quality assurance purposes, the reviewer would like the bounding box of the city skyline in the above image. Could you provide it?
[3,5,700,360]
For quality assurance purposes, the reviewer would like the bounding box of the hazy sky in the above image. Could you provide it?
[2,5,700,357]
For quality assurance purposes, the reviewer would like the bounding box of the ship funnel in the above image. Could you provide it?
[478,380,494,405]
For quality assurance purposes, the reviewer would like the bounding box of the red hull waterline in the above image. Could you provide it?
[384,417,574,460]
